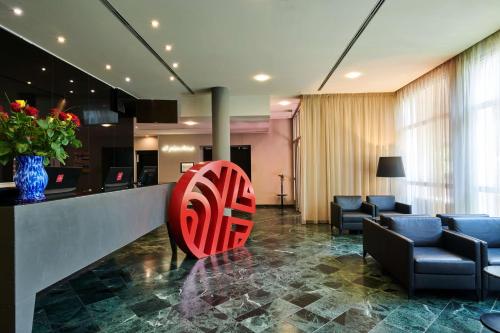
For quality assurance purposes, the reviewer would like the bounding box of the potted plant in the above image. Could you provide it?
[0,99,82,201]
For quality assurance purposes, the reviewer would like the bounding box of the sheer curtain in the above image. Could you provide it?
[299,93,395,223]
[452,31,500,215]
[395,61,454,214]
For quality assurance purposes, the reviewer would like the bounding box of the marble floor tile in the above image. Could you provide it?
[31,208,498,333]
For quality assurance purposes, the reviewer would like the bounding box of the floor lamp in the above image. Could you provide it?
[376,156,405,194]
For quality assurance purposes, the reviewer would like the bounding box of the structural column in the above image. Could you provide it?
[211,87,230,161]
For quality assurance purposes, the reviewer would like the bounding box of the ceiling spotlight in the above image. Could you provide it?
[69,90,74,94]
[13,7,23,16]
[125,77,131,82]
[278,100,291,106]
[105,64,111,70]
[41,67,46,71]
[101,123,112,127]
[169,76,175,81]
[345,71,362,79]
[151,19,159,28]
[172,62,179,68]
[253,73,271,82]
[27,81,31,85]
[57,36,66,44]
[165,44,172,51]
[183,121,198,126]
[69,79,74,83]
[90,89,95,93]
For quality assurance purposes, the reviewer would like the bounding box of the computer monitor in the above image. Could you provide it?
[104,167,132,191]
[138,166,158,187]
[45,167,82,194]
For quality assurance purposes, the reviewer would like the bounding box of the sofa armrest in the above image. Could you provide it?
[361,202,376,216]
[395,202,412,214]
[363,219,414,291]
[330,202,342,227]
[442,230,481,261]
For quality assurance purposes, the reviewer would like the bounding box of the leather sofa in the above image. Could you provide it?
[437,213,489,228]
[330,196,375,234]
[363,216,481,298]
[366,195,412,216]
[447,217,500,298]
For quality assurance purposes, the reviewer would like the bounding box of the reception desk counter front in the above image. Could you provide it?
[0,183,175,333]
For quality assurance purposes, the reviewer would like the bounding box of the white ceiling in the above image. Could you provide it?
[0,0,499,101]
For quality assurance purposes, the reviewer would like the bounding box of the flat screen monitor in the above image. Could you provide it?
[45,167,82,194]
[138,166,158,186]
[104,167,132,191]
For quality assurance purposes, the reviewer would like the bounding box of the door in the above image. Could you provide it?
[202,145,251,180]
[136,150,158,184]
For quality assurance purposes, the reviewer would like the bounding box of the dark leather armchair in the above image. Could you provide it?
[448,217,500,298]
[330,196,375,234]
[366,195,412,216]
[436,213,489,228]
[363,216,481,298]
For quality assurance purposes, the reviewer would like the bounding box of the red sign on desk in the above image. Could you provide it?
[168,160,256,259]
[116,171,123,181]
[56,174,64,183]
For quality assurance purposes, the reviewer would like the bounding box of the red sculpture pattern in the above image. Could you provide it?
[168,160,256,258]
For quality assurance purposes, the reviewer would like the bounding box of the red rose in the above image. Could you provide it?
[50,108,60,117]
[24,106,39,117]
[67,113,81,127]
[0,111,8,121]
[10,102,21,112]
[58,111,68,121]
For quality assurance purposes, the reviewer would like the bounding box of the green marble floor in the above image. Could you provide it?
[33,208,498,333]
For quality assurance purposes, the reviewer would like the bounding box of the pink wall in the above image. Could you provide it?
[155,119,294,205]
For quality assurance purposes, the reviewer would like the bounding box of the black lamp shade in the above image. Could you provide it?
[376,156,405,178]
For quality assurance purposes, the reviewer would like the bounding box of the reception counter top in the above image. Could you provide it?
[0,183,175,333]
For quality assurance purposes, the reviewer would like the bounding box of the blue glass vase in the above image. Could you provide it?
[13,155,48,202]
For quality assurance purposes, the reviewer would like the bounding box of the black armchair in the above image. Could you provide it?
[363,216,481,298]
[366,195,412,216]
[448,217,500,298]
[330,196,375,235]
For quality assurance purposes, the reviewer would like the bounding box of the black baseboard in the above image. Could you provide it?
[256,204,295,209]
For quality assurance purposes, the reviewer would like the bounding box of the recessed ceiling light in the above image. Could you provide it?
[41,67,46,71]
[69,79,74,83]
[345,71,362,79]
[13,7,23,16]
[105,64,111,70]
[125,77,131,82]
[151,19,159,28]
[172,62,179,68]
[278,100,291,106]
[57,36,66,44]
[101,123,112,127]
[165,44,172,51]
[27,81,31,85]
[90,89,95,93]
[169,76,175,81]
[183,121,198,126]
[69,90,74,94]
[253,73,271,82]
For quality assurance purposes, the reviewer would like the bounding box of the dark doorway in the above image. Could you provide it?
[202,145,251,180]
[136,150,158,185]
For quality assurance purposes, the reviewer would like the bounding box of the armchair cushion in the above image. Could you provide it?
[334,196,362,211]
[343,212,372,223]
[367,195,395,211]
[437,214,489,228]
[488,248,500,266]
[448,217,500,247]
[413,247,476,275]
[387,216,442,246]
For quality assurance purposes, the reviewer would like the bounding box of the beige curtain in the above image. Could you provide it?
[299,93,395,223]
[395,60,455,215]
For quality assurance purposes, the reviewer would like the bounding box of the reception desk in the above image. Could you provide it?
[0,183,175,333]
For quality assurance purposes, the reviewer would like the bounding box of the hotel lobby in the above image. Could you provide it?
[1,1,500,333]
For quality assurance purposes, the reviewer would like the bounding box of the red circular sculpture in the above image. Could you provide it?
[168,160,256,258]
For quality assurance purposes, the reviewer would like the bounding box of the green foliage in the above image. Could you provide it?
[0,107,82,166]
